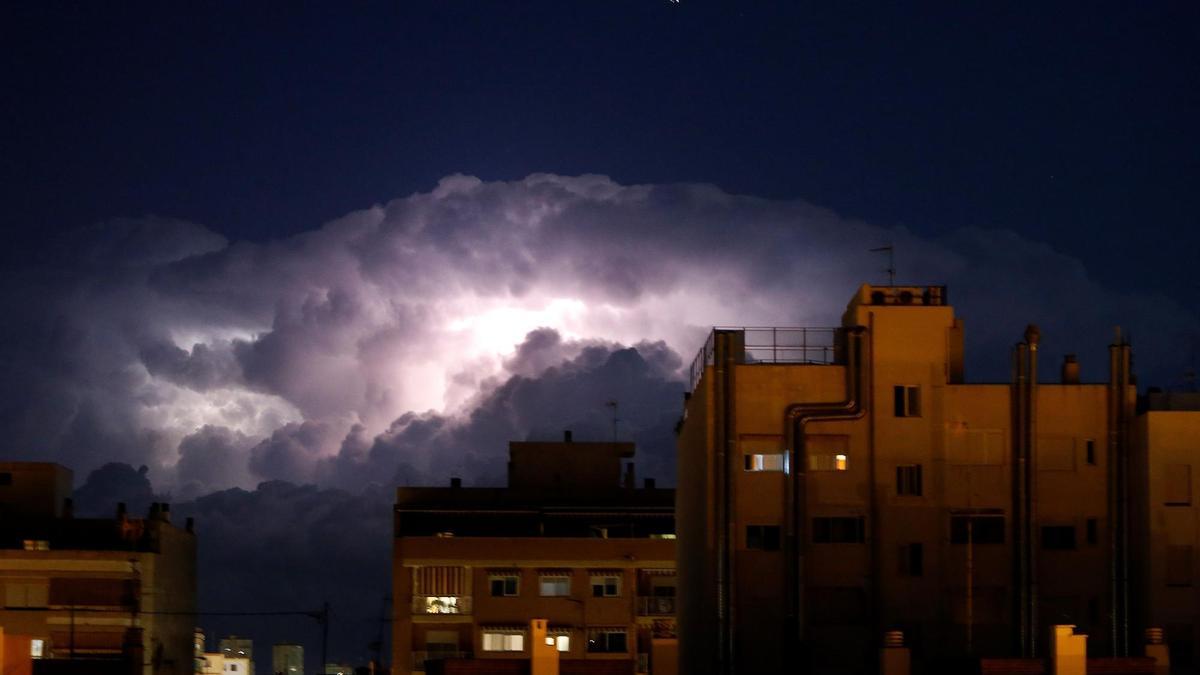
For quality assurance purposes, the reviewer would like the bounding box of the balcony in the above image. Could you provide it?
[411,595,472,615]
[412,650,471,671]
[688,327,842,392]
[636,595,676,616]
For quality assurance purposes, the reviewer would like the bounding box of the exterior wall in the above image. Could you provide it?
[0,520,196,675]
[395,537,673,675]
[0,463,73,520]
[1138,410,1200,670]
[676,284,1137,674]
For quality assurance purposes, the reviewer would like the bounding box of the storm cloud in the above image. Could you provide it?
[2,173,1197,492]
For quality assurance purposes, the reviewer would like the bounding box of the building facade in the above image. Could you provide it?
[0,462,197,675]
[676,284,1146,674]
[1135,391,1200,671]
[392,437,676,675]
[271,643,303,675]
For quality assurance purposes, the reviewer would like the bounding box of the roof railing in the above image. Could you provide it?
[687,327,842,393]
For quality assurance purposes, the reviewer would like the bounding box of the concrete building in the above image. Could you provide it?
[392,436,676,675]
[676,284,1145,674]
[271,643,302,675]
[0,462,197,675]
[1135,391,1200,671]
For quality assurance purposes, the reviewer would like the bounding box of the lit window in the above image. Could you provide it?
[22,540,49,551]
[893,385,921,417]
[31,639,44,658]
[421,596,460,614]
[539,576,570,597]
[554,635,570,652]
[808,435,850,471]
[650,533,676,540]
[489,575,519,597]
[744,453,787,472]
[482,631,525,652]
[590,575,621,598]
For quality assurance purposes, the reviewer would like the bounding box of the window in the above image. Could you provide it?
[5,581,48,608]
[746,525,781,550]
[0,472,11,486]
[590,575,621,598]
[950,514,1005,544]
[1086,439,1096,465]
[896,465,922,496]
[229,666,238,673]
[1086,518,1098,545]
[809,435,849,471]
[539,576,570,597]
[22,540,49,551]
[420,596,460,614]
[899,543,923,577]
[30,639,44,659]
[744,453,786,472]
[894,385,921,417]
[489,575,519,597]
[482,631,525,652]
[812,517,865,544]
[1166,465,1192,506]
[1041,525,1077,550]
[1167,546,1193,587]
[587,629,627,653]
[548,633,570,652]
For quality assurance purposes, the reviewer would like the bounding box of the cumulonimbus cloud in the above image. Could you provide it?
[2,174,1196,493]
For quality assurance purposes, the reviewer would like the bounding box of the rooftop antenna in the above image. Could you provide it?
[605,400,619,442]
[869,244,896,286]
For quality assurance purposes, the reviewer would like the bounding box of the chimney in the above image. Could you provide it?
[185,517,195,534]
[450,477,462,488]
[148,502,161,520]
[563,430,573,443]
[160,502,171,523]
[116,502,127,521]
[644,478,656,490]
[623,462,635,489]
[1061,354,1080,384]
[62,497,74,519]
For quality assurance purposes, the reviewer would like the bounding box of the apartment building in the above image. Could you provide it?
[0,462,197,675]
[676,283,1146,674]
[391,437,676,675]
[1135,391,1200,671]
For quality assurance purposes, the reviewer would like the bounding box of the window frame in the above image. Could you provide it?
[489,574,520,597]
[1041,524,1077,551]
[812,516,866,544]
[481,631,526,652]
[893,385,921,417]
[746,524,782,550]
[950,514,1005,545]
[586,628,628,654]
[538,575,571,597]
[896,464,923,496]
[589,575,621,598]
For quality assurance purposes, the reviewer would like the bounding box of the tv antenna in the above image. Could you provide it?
[605,400,620,442]
[869,244,896,286]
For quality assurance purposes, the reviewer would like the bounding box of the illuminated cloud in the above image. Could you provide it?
[2,174,1196,491]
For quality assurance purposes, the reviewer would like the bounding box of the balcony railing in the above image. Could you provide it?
[412,650,471,671]
[411,595,472,615]
[636,595,676,616]
[688,327,841,392]
[637,653,650,673]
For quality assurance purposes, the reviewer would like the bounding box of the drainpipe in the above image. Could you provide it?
[1107,337,1133,656]
[1012,341,1029,657]
[713,330,740,675]
[1107,338,1119,655]
[782,325,869,658]
[1026,325,1040,658]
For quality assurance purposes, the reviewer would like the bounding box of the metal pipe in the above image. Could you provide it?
[1025,325,1040,658]
[1107,341,1120,654]
[782,325,868,661]
[1012,342,1028,656]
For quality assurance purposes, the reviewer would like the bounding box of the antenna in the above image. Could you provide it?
[869,244,896,286]
[605,400,619,442]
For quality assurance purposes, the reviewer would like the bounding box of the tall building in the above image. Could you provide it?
[1135,391,1200,670]
[0,462,197,675]
[676,284,1145,674]
[272,643,303,675]
[392,435,676,675]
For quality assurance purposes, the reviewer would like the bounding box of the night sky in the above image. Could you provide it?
[3,1,1198,669]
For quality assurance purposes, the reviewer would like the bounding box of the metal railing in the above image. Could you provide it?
[688,327,842,392]
[636,596,676,616]
[411,595,472,615]
[412,650,471,670]
[637,653,650,673]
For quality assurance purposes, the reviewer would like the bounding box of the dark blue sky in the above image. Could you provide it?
[3,1,1197,305]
